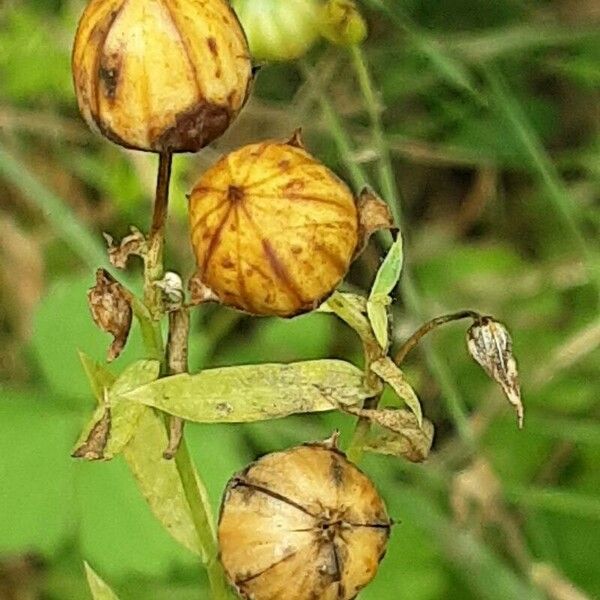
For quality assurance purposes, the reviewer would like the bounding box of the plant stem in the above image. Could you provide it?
[394,310,483,364]
[349,44,474,446]
[143,153,230,600]
[144,152,173,318]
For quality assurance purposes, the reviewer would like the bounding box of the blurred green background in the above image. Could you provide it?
[1,0,599,598]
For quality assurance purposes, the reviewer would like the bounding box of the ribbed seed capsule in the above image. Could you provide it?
[218,442,391,600]
[188,135,359,317]
[72,0,252,152]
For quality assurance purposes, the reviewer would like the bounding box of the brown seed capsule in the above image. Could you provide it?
[188,136,360,316]
[218,441,391,600]
[72,0,252,152]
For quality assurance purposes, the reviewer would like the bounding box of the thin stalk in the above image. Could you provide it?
[394,310,483,364]
[348,45,474,446]
[143,153,230,600]
[144,152,173,317]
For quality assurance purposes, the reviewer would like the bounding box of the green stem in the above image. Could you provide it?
[394,310,483,364]
[348,44,474,447]
[143,153,230,600]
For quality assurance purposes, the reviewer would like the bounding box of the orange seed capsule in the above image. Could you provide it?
[218,441,391,600]
[188,136,359,316]
[72,0,252,152]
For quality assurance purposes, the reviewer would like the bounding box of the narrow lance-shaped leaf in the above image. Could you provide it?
[121,360,372,422]
[367,233,404,349]
[84,562,120,600]
[370,356,423,426]
[123,408,202,558]
[466,317,523,428]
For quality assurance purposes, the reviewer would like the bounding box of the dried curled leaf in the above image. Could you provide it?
[103,227,146,269]
[87,269,133,362]
[355,187,395,257]
[367,233,404,349]
[467,317,523,428]
[364,410,434,462]
[370,356,423,426]
[73,358,159,461]
[120,360,372,422]
[84,562,120,600]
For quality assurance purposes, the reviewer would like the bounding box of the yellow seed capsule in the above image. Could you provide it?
[72,0,252,152]
[188,135,359,317]
[218,441,391,600]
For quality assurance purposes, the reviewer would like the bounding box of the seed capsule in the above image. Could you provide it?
[231,0,321,62]
[72,0,252,152]
[188,135,360,317]
[218,441,391,600]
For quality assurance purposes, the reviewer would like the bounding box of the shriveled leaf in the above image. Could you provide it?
[467,317,523,428]
[370,356,423,426]
[72,406,112,461]
[123,409,202,557]
[121,360,371,422]
[73,360,160,461]
[362,410,434,463]
[355,187,395,256]
[104,226,146,269]
[87,269,133,362]
[84,562,120,600]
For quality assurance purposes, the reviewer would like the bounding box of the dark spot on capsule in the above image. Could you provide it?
[330,454,345,487]
[291,245,303,255]
[221,258,235,269]
[207,36,218,57]
[278,159,291,170]
[284,179,304,193]
[227,185,244,203]
[152,101,232,152]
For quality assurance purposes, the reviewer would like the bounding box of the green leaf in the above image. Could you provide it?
[122,409,202,557]
[121,360,370,422]
[370,357,423,426]
[79,351,117,402]
[84,562,120,600]
[74,360,160,460]
[367,234,404,349]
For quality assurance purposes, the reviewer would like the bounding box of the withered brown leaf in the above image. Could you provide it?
[467,317,523,428]
[87,269,133,362]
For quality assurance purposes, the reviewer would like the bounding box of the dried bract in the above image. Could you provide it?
[219,442,391,600]
[87,268,132,362]
[189,137,362,317]
[467,317,523,428]
[72,0,252,152]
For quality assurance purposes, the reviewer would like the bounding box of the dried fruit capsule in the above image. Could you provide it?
[188,135,361,317]
[72,0,252,152]
[218,441,391,600]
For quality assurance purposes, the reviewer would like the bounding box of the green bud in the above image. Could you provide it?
[231,0,321,62]
[320,0,368,47]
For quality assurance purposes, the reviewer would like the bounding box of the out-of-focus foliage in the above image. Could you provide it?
[0,0,599,599]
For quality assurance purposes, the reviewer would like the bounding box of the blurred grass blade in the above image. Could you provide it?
[84,562,120,600]
[121,360,371,422]
[0,142,111,271]
[123,409,203,557]
[363,0,483,101]
[481,65,600,292]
